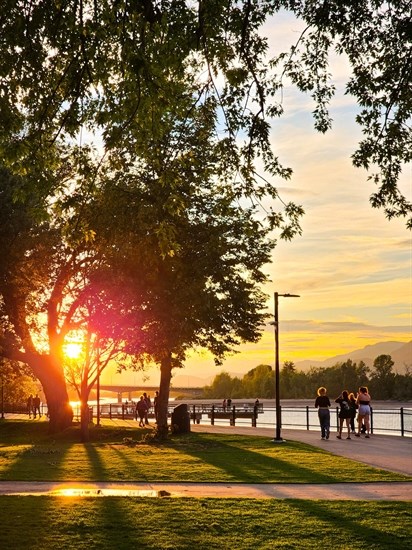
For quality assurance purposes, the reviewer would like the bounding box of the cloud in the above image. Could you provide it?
[275,319,411,334]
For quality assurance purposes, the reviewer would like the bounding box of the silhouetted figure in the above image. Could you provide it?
[33,394,41,418]
[143,392,151,424]
[136,396,148,427]
[335,390,352,439]
[315,387,331,440]
[355,386,372,438]
[27,394,33,419]
[153,391,159,423]
[348,392,358,433]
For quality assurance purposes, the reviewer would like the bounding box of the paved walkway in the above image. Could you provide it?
[0,422,410,500]
[0,480,410,500]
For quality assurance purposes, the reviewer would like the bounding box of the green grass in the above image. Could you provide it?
[0,420,410,483]
[1,420,411,549]
[0,498,410,549]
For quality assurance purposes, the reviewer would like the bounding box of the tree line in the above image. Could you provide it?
[202,355,412,401]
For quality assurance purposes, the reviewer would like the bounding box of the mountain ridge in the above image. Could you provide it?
[294,340,411,373]
[172,340,411,386]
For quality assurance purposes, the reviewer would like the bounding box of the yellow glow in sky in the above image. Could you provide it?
[64,342,83,360]
[101,12,411,388]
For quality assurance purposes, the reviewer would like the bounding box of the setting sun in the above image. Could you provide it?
[64,342,83,359]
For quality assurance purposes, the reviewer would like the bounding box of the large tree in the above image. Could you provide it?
[84,98,281,436]
[0,166,76,432]
[1,1,411,434]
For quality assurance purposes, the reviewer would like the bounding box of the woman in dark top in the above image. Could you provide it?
[315,387,331,440]
[335,390,352,439]
[348,392,358,433]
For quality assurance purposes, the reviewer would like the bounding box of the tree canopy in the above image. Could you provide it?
[0,0,410,225]
[1,1,411,435]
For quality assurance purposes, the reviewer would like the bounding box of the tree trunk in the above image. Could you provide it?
[79,373,90,442]
[80,402,90,442]
[156,354,173,439]
[34,356,73,434]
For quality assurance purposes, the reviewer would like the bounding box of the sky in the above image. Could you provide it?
[102,10,411,387]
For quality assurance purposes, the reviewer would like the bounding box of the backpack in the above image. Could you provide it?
[340,400,350,417]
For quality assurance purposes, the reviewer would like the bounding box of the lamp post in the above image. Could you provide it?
[273,292,300,442]
[96,341,101,427]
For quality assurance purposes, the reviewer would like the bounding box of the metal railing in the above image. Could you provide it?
[2,403,411,437]
[184,404,412,437]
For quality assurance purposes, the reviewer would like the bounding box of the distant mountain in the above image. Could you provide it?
[295,340,412,374]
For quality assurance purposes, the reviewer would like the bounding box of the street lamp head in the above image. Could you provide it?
[278,293,300,298]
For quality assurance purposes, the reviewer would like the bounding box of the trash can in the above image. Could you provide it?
[171,403,191,434]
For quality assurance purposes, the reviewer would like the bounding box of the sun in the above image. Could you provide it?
[64,342,83,359]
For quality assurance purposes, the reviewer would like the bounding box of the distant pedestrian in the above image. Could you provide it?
[222,398,227,411]
[226,398,232,408]
[27,394,33,419]
[348,392,358,433]
[335,390,352,439]
[153,391,159,423]
[315,387,331,440]
[136,396,148,427]
[355,386,372,438]
[143,392,151,424]
[33,394,41,418]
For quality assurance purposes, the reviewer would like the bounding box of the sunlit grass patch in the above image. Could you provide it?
[0,497,410,549]
[0,421,410,483]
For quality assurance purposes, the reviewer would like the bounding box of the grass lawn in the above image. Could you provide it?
[0,420,411,549]
[0,420,410,483]
[0,497,411,549]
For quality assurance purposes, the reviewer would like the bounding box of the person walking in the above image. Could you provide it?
[315,387,331,440]
[355,386,372,438]
[335,390,352,439]
[27,394,33,419]
[153,391,159,423]
[136,396,148,427]
[143,392,151,424]
[33,394,41,418]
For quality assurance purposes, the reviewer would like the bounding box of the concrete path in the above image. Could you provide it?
[0,480,410,500]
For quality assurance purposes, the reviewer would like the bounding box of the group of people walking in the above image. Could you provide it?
[315,386,372,440]
[134,391,159,427]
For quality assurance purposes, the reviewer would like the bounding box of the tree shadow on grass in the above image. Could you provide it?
[0,421,75,481]
[165,433,390,484]
[285,500,412,549]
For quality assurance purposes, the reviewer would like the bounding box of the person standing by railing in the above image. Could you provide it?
[315,387,331,440]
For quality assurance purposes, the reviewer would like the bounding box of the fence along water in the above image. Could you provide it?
[4,400,411,437]
[88,401,411,437]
